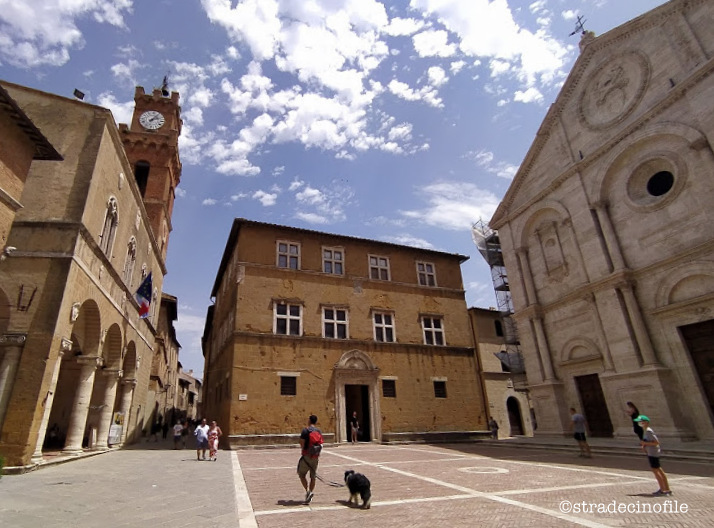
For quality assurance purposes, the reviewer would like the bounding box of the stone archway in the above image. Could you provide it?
[333,350,381,443]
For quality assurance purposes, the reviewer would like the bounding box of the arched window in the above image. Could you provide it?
[100,197,118,256]
[123,237,137,286]
[134,161,150,197]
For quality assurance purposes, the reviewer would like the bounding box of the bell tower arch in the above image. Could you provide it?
[119,78,182,263]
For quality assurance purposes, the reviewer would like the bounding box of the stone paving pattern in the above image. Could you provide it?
[1,439,713,527]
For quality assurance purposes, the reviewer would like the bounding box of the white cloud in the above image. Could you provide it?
[253,190,278,206]
[400,181,501,230]
[202,198,218,206]
[514,87,543,104]
[96,92,134,126]
[450,60,466,73]
[427,66,448,87]
[175,188,187,198]
[0,0,132,68]
[291,180,353,224]
[381,235,435,250]
[465,149,519,180]
[384,17,425,36]
[412,29,456,57]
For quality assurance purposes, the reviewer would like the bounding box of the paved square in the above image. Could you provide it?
[239,443,714,528]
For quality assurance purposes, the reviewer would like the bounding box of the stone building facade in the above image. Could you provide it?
[468,307,533,438]
[489,0,714,441]
[202,219,488,446]
[0,80,182,468]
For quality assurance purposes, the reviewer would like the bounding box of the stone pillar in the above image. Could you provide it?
[94,369,123,449]
[516,248,538,306]
[31,340,71,462]
[532,316,556,381]
[0,333,26,432]
[593,202,626,271]
[618,282,658,366]
[583,293,615,371]
[119,378,137,445]
[62,355,103,454]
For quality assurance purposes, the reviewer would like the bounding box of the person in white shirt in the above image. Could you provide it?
[194,418,210,460]
[173,421,183,450]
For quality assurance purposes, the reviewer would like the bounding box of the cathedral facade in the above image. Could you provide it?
[490,0,714,441]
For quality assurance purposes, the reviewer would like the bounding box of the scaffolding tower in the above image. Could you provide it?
[472,219,525,374]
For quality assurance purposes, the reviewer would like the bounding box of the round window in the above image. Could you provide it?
[646,171,674,197]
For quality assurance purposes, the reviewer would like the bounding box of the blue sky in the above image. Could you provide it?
[0,0,667,378]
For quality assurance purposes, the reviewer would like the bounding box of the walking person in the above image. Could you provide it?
[625,401,644,440]
[172,420,183,449]
[208,420,223,461]
[489,418,499,439]
[350,411,359,444]
[297,414,323,504]
[194,418,209,461]
[569,407,592,458]
[636,414,672,496]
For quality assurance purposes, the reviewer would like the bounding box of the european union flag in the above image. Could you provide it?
[135,272,152,318]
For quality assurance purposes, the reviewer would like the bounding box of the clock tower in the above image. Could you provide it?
[120,79,182,263]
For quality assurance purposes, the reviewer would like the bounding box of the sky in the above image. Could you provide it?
[0,0,668,379]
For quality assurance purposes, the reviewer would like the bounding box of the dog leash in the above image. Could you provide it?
[315,472,346,488]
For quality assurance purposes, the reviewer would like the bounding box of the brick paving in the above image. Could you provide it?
[1,440,713,527]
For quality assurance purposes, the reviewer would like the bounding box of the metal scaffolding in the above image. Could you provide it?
[472,219,525,374]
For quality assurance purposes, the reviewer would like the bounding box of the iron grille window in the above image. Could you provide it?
[433,381,447,398]
[382,379,396,398]
[280,376,297,396]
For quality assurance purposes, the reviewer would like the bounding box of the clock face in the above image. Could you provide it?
[139,110,165,130]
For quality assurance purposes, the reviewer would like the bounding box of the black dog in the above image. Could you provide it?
[344,470,371,509]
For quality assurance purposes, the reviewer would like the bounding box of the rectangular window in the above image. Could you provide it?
[422,316,445,346]
[280,376,297,396]
[369,255,390,280]
[323,247,344,275]
[277,241,300,269]
[274,303,302,335]
[373,312,395,343]
[323,307,348,339]
[433,380,447,398]
[382,379,397,398]
[416,261,436,286]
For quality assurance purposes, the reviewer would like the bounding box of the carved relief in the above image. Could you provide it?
[536,222,568,282]
[579,51,650,130]
[70,302,81,322]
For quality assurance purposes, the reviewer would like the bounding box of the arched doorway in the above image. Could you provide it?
[333,350,381,443]
[507,396,524,436]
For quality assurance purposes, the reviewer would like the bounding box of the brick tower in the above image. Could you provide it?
[119,79,182,263]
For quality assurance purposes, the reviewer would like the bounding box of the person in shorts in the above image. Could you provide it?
[636,415,672,496]
[569,407,592,458]
[297,414,321,503]
[194,418,209,460]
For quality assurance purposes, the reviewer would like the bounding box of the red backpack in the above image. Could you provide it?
[307,426,323,457]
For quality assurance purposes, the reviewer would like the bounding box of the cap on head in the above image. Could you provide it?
[634,414,650,423]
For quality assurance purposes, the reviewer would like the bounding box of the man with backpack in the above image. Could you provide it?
[298,414,323,503]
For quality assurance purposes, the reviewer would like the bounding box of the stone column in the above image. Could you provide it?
[62,355,103,454]
[31,340,71,462]
[593,202,626,271]
[118,378,137,445]
[516,248,538,306]
[532,316,556,381]
[0,333,26,432]
[94,369,123,449]
[618,282,658,366]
